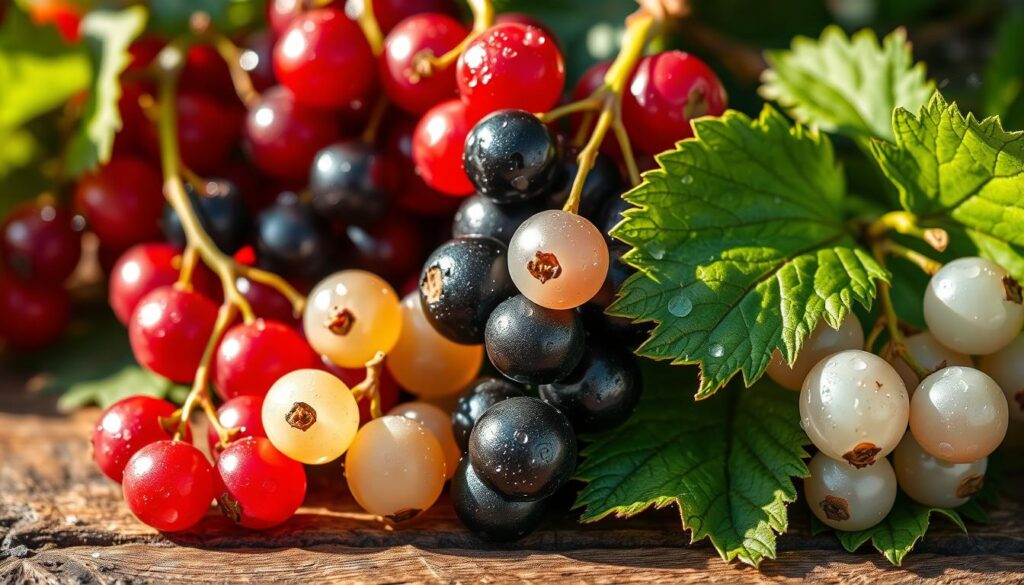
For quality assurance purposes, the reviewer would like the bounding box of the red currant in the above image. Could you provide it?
[381,13,466,114]
[235,275,298,326]
[108,243,182,325]
[621,51,728,154]
[373,0,459,34]
[0,200,81,285]
[215,437,306,529]
[321,357,401,425]
[75,156,164,250]
[0,277,71,350]
[141,91,242,176]
[345,213,424,284]
[240,30,278,92]
[129,286,219,383]
[273,8,376,109]
[380,114,461,216]
[494,12,556,41]
[244,86,340,182]
[412,98,476,196]
[206,395,267,455]
[26,0,82,43]
[213,319,317,401]
[92,396,190,483]
[456,23,565,118]
[114,81,151,155]
[122,440,215,532]
[180,44,237,105]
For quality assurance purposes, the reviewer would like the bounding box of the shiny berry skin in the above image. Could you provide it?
[129,286,219,383]
[419,236,516,344]
[108,243,183,325]
[254,194,336,281]
[309,141,396,225]
[451,458,549,541]
[0,201,81,284]
[263,369,360,464]
[162,179,252,255]
[380,114,462,216]
[583,244,650,347]
[74,156,164,249]
[412,99,477,196]
[546,151,623,221]
[0,278,71,350]
[463,109,559,204]
[345,213,423,283]
[207,395,267,455]
[469,396,577,500]
[540,343,642,434]
[240,30,277,92]
[274,8,376,109]
[381,14,466,114]
[622,51,728,154]
[978,334,1024,422]
[909,366,1008,463]
[388,401,463,478]
[244,86,341,182]
[373,0,458,33]
[893,431,988,509]
[599,193,635,242]
[214,319,318,401]
[141,92,242,176]
[452,195,545,246]
[452,377,526,451]
[122,440,215,532]
[804,451,896,531]
[236,275,298,326]
[766,315,864,392]
[456,23,565,118]
[216,437,306,529]
[494,12,555,39]
[884,331,973,391]
[485,294,585,385]
[92,396,187,483]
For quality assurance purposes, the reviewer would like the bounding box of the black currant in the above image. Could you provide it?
[451,458,549,541]
[163,179,251,255]
[485,294,585,385]
[468,396,577,500]
[452,377,526,451]
[254,193,335,281]
[309,141,394,225]
[463,109,558,204]
[599,193,635,242]
[546,151,623,221]
[452,194,545,246]
[419,236,516,344]
[540,342,642,434]
[584,244,650,346]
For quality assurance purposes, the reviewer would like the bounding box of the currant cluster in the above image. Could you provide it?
[765,256,1020,531]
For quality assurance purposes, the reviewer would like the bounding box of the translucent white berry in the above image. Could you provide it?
[800,350,909,468]
[909,366,1008,463]
[262,369,360,464]
[884,331,972,391]
[804,451,897,531]
[923,257,1024,355]
[766,315,864,391]
[387,401,462,479]
[507,209,610,310]
[977,334,1024,421]
[893,432,987,508]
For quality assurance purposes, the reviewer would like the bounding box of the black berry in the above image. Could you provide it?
[463,109,558,204]
[484,294,585,385]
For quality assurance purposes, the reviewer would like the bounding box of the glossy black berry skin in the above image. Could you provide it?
[463,109,558,204]
[452,195,545,246]
[469,396,577,500]
[540,342,642,434]
[599,194,635,243]
[451,458,549,541]
[546,151,623,221]
[163,179,251,255]
[485,294,585,385]
[452,377,526,451]
[309,141,394,225]
[255,194,335,281]
[419,236,516,344]
[584,244,650,347]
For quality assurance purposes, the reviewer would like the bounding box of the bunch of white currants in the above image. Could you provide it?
[766,257,1023,531]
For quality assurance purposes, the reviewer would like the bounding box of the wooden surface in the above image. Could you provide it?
[1,385,1023,583]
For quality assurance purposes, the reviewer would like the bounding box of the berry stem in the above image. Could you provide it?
[211,33,262,109]
[201,393,237,448]
[351,351,387,419]
[360,94,390,144]
[176,246,199,290]
[879,239,944,275]
[236,263,306,316]
[863,315,886,352]
[355,0,384,56]
[412,0,495,76]
[866,210,949,252]
[871,242,931,379]
[174,303,238,440]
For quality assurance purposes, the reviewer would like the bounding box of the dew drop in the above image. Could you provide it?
[850,357,867,371]
[668,293,693,317]
[514,430,529,444]
[647,242,665,260]
[681,175,694,185]
[709,343,725,358]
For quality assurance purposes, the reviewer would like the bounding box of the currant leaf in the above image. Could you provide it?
[760,26,933,144]
[871,91,1024,280]
[611,105,888,397]
[574,363,810,568]
[65,7,146,176]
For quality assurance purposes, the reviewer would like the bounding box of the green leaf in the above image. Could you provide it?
[0,6,90,128]
[760,26,933,144]
[611,106,888,397]
[574,363,810,567]
[870,92,1024,280]
[65,7,147,176]
[57,365,189,411]
[832,492,965,566]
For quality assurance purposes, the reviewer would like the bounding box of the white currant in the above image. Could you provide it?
[804,451,897,531]
[893,432,987,508]
[977,333,1024,422]
[909,366,1008,463]
[766,314,864,391]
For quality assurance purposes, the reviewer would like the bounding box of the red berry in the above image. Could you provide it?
[322,357,401,424]
[75,156,164,249]
[141,92,242,176]
[412,99,476,196]
[235,275,298,326]
[0,201,81,284]
[215,437,306,529]
[273,8,376,109]
[92,396,190,483]
[456,23,565,118]
[213,319,317,401]
[114,82,152,155]
[122,440,215,532]
[26,0,83,42]
[381,13,466,114]
[621,51,727,154]
[129,286,219,383]
[0,278,71,350]
[380,114,461,216]
[494,12,556,41]
[345,214,423,283]
[180,45,238,105]
[108,243,182,325]
[244,86,340,182]
[569,60,621,158]
[373,0,459,34]
[206,395,267,455]
[240,30,278,92]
